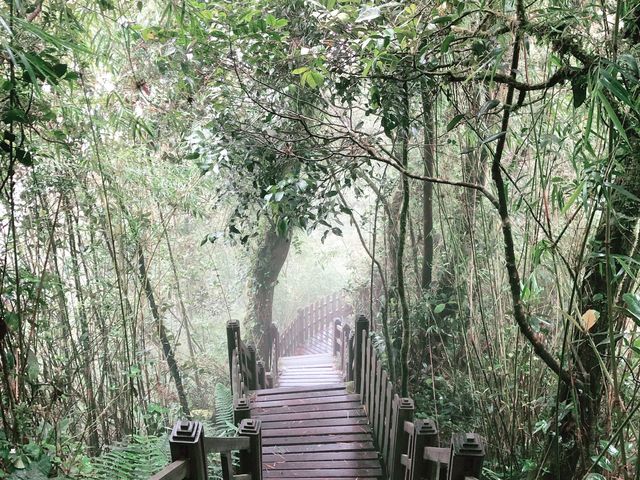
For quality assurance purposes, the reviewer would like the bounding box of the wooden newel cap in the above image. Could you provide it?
[356,315,369,327]
[398,397,415,410]
[238,419,262,435]
[415,419,438,435]
[234,396,250,410]
[170,420,203,444]
[227,320,240,330]
[452,432,485,456]
[247,344,256,354]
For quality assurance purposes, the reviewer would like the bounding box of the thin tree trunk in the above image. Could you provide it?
[137,244,191,419]
[421,81,435,291]
[65,203,100,455]
[158,208,201,389]
[398,81,412,397]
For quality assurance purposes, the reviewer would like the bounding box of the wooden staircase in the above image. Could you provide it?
[149,293,487,480]
[253,322,383,479]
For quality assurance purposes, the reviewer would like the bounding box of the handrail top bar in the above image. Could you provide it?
[203,435,251,454]
[149,460,188,480]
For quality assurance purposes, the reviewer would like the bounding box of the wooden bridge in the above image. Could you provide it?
[150,293,486,480]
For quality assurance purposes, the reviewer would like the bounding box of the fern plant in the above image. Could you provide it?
[89,435,168,480]
[85,384,236,480]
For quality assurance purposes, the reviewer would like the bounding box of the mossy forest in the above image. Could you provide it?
[0,0,639,478]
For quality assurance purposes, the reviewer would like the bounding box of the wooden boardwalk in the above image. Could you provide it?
[150,294,486,480]
[251,348,383,479]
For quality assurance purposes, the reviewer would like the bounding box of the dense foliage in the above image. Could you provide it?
[0,0,639,478]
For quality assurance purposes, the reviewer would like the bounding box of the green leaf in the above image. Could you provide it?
[596,90,629,145]
[277,217,289,236]
[441,34,455,54]
[291,66,309,75]
[16,148,34,167]
[482,131,506,144]
[2,109,27,123]
[604,182,640,204]
[477,99,500,117]
[355,7,381,23]
[446,113,465,132]
[434,304,446,314]
[623,293,640,327]
[600,69,634,108]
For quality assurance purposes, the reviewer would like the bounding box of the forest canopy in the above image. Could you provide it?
[0,0,639,478]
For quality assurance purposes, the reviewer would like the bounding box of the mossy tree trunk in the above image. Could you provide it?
[245,220,291,370]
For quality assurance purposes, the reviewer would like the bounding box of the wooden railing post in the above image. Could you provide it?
[448,433,486,480]
[238,419,263,480]
[270,323,279,381]
[247,344,258,390]
[226,320,240,391]
[168,420,207,480]
[354,315,369,394]
[234,395,250,426]
[333,318,342,356]
[404,419,438,480]
[342,323,351,380]
[295,308,303,353]
[257,360,266,389]
[389,396,414,480]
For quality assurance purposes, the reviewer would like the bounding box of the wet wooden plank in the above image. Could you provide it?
[261,424,371,438]
[263,442,375,454]
[253,394,360,408]
[263,459,381,470]
[263,468,382,477]
[262,451,378,462]
[253,401,362,416]
[262,433,372,446]
[253,408,367,422]
[261,417,369,429]
[253,384,345,396]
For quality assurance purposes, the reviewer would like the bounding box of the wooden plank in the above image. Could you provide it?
[262,433,373,446]
[382,380,393,467]
[262,425,372,438]
[263,442,375,454]
[253,409,367,423]
[367,342,377,423]
[251,389,352,402]
[253,384,345,396]
[203,436,249,453]
[362,335,370,407]
[376,370,388,449]
[252,401,362,415]
[373,356,383,443]
[262,451,379,462]
[264,477,378,480]
[263,468,382,477]
[263,459,381,470]
[261,417,369,429]
[254,394,360,408]
[149,460,188,480]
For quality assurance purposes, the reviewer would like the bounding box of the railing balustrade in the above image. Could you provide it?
[149,420,263,480]
[332,315,486,479]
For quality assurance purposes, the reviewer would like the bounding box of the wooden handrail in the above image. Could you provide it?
[278,292,353,357]
[149,420,263,480]
[331,314,487,479]
[149,460,188,480]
